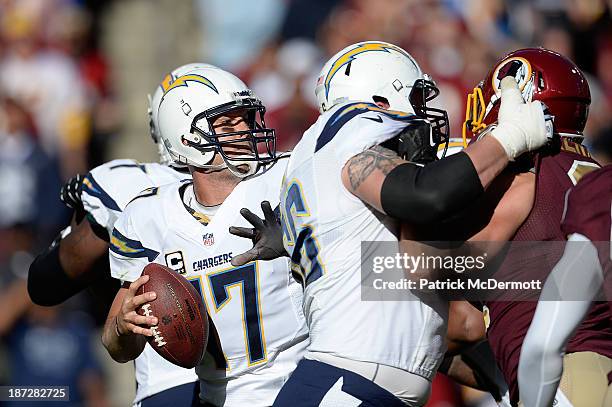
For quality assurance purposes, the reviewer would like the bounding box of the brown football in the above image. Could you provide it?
[136,263,208,369]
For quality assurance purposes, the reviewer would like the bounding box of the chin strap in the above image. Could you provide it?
[193,154,260,178]
[226,159,259,178]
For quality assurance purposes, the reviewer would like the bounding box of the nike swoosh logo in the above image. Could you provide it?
[363,115,383,123]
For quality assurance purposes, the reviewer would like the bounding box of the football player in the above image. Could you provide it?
[234,41,549,406]
[101,65,308,407]
[518,165,612,407]
[458,48,612,406]
[27,64,216,405]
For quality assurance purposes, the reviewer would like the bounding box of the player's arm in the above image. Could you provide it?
[28,173,111,305]
[453,170,536,266]
[518,233,603,407]
[468,171,534,243]
[101,275,157,363]
[60,216,110,276]
[342,144,483,224]
[102,206,161,362]
[443,302,509,402]
[28,213,109,306]
[446,300,486,355]
[439,340,510,403]
[438,355,480,388]
[341,77,548,224]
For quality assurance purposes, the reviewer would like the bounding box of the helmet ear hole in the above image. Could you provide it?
[372,96,389,109]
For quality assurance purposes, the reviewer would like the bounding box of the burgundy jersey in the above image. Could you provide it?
[484,139,612,405]
[561,165,612,308]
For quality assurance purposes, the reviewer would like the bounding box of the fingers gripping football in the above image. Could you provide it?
[117,275,158,337]
[491,77,552,160]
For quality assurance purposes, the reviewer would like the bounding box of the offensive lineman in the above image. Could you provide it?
[102,65,308,407]
[248,41,550,406]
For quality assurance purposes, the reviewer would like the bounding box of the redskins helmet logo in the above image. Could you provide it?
[491,57,535,102]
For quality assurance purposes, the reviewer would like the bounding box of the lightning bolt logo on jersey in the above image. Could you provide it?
[110,159,307,407]
[279,101,447,381]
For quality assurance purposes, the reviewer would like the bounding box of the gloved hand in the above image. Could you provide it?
[229,201,288,266]
[396,119,438,164]
[490,77,553,160]
[60,174,85,221]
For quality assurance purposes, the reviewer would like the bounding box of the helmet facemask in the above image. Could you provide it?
[408,77,450,158]
[182,98,277,178]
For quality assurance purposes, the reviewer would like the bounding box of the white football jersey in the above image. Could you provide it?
[110,159,308,406]
[280,102,447,380]
[81,159,189,237]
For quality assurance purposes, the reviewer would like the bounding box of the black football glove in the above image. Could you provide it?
[60,173,85,221]
[395,119,438,164]
[229,201,288,266]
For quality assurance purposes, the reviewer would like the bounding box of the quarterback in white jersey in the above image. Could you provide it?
[110,160,307,406]
[28,65,209,406]
[102,64,307,407]
[265,41,551,406]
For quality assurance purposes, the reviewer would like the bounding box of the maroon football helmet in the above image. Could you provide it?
[463,48,591,143]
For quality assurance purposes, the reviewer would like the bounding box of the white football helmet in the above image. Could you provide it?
[315,41,449,147]
[154,64,276,177]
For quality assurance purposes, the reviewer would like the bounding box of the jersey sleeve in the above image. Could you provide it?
[109,200,161,283]
[81,160,155,238]
[561,167,612,242]
[321,102,419,168]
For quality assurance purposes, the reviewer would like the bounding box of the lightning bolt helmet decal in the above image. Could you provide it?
[324,42,412,99]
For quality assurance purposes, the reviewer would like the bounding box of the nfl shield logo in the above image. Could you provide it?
[203,233,215,246]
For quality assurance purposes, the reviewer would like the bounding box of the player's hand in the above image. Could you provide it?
[60,174,86,219]
[490,77,553,160]
[396,119,438,164]
[116,275,158,337]
[229,201,288,266]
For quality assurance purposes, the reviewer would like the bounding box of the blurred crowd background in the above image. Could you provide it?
[0,0,610,406]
